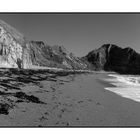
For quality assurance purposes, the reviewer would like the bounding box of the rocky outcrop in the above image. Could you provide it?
[1,19,140,74]
[23,41,88,70]
[84,44,140,74]
[0,20,88,70]
[0,20,24,68]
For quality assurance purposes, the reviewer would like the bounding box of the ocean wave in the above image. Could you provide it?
[108,74,140,86]
[104,74,140,102]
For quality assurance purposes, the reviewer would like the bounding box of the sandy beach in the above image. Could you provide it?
[0,70,140,126]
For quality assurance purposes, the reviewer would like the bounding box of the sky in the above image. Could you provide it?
[0,13,140,56]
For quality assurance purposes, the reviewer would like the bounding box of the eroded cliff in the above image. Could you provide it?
[84,44,140,74]
[0,20,88,70]
[1,19,140,74]
[0,20,24,68]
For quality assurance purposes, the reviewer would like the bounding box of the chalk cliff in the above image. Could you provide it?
[0,20,88,70]
[0,20,24,68]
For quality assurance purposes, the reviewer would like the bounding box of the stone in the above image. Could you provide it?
[84,44,140,74]
[0,20,89,70]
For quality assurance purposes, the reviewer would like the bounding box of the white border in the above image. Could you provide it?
[0,0,140,140]
[1,128,140,140]
[0,0,140,12]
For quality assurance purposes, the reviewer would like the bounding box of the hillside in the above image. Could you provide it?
[0,20,88,70]
[83,44,140,74]
[0,19,140,74]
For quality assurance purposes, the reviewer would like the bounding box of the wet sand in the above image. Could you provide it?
[0,69,140,126]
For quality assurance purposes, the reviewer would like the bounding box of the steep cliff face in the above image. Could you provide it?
[84,44,140,74]
[82,44,109,70]
[0,20,24,68]
[0,20,88,70]
[2,19,140,74]
[24,41,88,69]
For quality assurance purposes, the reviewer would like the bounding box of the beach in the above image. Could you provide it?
[0,70,140,126]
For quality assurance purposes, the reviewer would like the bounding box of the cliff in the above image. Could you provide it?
[23,41,88,70]
[0,20,88,70]
[1,19,140,74]
[84,44,140,74]
[0,20,24,68]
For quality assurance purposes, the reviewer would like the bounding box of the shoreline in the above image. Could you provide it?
[0,70,140,126]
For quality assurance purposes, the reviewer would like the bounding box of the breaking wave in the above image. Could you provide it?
[104,74,140,102]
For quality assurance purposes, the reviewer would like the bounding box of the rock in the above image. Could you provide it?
[0,97,15,115]
[0,20,88,70]
[0,20,24,68]
[24,41,88,70]
[0,103,11,115]
[84,44,140,74]
[1,19,140,74]
[14,92,45,104]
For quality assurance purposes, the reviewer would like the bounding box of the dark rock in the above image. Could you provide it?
[84,44,140,74]
[0,98,15,115]
[14,92,45,104]
[0,103,10,115]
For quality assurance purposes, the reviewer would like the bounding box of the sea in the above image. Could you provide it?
[104,73,140,103]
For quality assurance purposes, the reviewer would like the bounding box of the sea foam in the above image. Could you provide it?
[104,74,140,102]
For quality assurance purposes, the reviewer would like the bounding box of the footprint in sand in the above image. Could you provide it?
[44,112,49,115]
[78,101,84,104]
[39,116,48,121]
[96,102,101,105]
[76,117,80,121]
